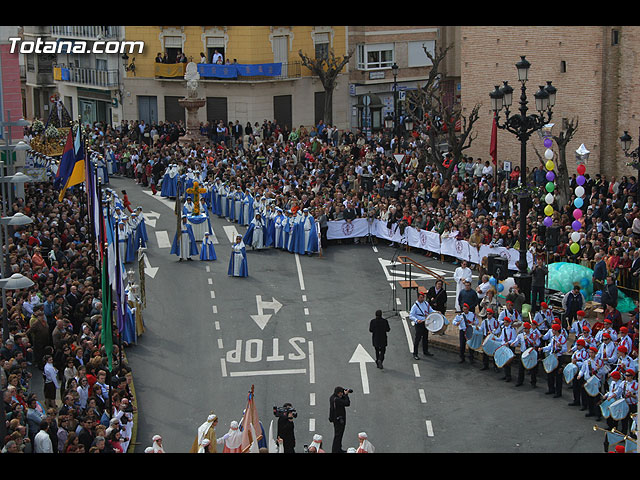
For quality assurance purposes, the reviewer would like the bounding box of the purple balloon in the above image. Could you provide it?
[544,216,553,227]
[572,220,582,231]
[546,171,555,182]
[543,138,553,148]
[576,175,585,186]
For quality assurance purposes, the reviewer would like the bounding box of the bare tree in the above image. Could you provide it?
[405,43,481,179]
[298,49,353,125]
[533,117,579,207]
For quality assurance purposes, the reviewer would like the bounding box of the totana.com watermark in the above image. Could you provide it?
[8,37,144,55]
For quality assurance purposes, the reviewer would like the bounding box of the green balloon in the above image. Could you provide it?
[546,181,555,193]
[570,242,580,254]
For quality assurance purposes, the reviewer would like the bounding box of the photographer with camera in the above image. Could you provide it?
[328,386,352,453]
[274,403,296,453]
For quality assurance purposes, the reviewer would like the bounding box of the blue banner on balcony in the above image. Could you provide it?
[197,63,282,79]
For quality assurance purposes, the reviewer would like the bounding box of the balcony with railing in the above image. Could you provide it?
[54,65,119,89]
[153,61,301,81]
[50,26,120,40]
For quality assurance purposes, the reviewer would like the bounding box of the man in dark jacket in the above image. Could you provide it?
[329,387,351,453]
[601,275,618,308]
[369,310,390,369]
[427,280,447,315]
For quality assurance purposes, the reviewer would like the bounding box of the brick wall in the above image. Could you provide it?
[459,26,639,180]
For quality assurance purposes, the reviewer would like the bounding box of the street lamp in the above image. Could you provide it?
[490,55,557,304]
[0,273,34,342]
[619,129,640,207]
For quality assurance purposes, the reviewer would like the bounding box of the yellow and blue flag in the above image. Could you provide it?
[56,127,85,201]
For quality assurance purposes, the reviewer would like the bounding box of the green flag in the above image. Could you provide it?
[101,252,113,372]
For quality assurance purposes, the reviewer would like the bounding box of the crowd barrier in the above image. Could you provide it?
[327,218,534,270]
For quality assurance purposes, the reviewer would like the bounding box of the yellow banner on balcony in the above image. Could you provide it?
[54,67,62,81]
[154,63,186,78]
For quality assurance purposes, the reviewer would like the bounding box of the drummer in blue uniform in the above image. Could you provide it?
[577,346,605,418]
[539,323,568,398]
[567,338,589,408]
[409,291,435,360]
[498,317,517,382]
[480,307,500,371]
[452,303,478,364]
[601,369,624,451]
[617,369,637,435]
[514,322,540,388]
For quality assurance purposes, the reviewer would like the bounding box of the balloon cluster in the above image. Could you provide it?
[569,162,587,255]
[489,275,504,293]
[542,134,556,228]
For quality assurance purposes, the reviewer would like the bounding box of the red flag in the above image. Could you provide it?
[490,112,498,165]
[240,385,261,452]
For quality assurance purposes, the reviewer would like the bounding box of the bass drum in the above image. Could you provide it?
[543,353,558,374]
[599,397,616,419]
[467,327,484,351]
[482,335,502,357]
[609,398,630,421]
[563,363,578,384]
[494,345,515,369]
[584,375,601,397]
[425,312,447,334]
[521,347,538,370]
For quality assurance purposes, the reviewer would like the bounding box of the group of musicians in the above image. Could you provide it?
[408,289,638,446]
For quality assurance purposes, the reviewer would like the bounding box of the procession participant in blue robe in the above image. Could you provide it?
[161,164,178,198]
[183,169,196,200]
[182,197,196,216]
[121,293,137,345]
[117,221,129,263]
[286,211,298,253]
[227,185,236,222]
[234,188,243,223]
[199,232,217,261]
[228,235,248,277]
[171,215,199,261]
[282,210,293,251]
[134,207,148,248]
[219,182,228,218]
[273,208,285,249]
[125,218,137,264]
[209,181,218,215]
[97,156,109,185]
[198,197,213,234]
[264,205,277,247]
[243,213,266,250]
[295,208,319,255]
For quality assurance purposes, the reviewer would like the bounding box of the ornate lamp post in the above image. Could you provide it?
[619,129,640,207]
[490,56,558,303]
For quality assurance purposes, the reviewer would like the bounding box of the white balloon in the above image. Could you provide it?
[545,148,554,160]
[545,193,554,204]
[575,185,585,197]
[571,231,581,243]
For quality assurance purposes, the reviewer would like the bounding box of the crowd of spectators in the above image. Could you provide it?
[5,111,638,452]
[1,172,135,453]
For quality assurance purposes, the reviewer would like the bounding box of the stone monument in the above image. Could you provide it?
[178,62,208,146]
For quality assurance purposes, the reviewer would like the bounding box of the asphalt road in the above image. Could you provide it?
[110,177,606,454]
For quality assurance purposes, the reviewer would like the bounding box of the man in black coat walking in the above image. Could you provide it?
[369,310,390,369]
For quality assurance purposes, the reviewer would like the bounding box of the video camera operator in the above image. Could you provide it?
[274,403,296,453]
[328,386,352,453]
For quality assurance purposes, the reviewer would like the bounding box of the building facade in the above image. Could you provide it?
[119,26,349,132]
[459,25,639,178]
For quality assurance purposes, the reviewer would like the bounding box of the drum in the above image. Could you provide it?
[543,353,558,374]
[482,335,502,357]
[609,398,630,421]
[467,327,484,351]
[425,312,447,334]
[521,347,538,370]
[599,397,616,419]
[494,345,515,369]
[584,375,601,397]
[563,363,578,384]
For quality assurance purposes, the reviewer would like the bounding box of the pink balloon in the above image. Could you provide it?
[573,208,582,220]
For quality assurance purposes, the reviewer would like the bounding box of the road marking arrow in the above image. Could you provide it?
[349,344,376,394]
[144,210,161,228]
[249,295,283,330]
[143,253,159,278]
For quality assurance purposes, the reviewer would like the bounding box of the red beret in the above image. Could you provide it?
[523,322,531,329]
[487,308,494,314]
[577,310,585,317]
[618,346,628,353]
[540,302,548,308]
[552,324,561,331]
[610,371,621,379]
[620,326,628,333]
[504,317,511,323]
[625,369,636,376]
[577,339,586,346]
[603,332,611,339]
[589,346,598,352]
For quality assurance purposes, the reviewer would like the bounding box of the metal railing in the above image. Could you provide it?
[56,66,120,88]
[50,26,120,39]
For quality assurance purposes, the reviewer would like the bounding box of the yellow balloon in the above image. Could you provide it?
[544,205,554,216]
[570,242,580,254]
[545,160,555,171]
